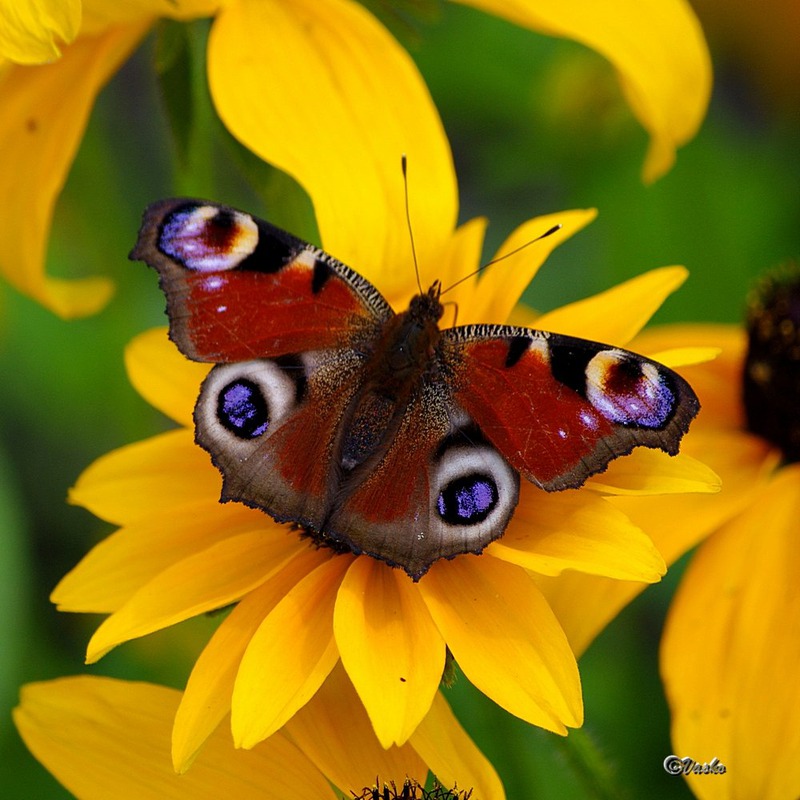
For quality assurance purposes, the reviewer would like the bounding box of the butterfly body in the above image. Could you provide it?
[132,199,699,579]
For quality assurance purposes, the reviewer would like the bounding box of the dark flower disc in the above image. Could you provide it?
[743,262,800,462]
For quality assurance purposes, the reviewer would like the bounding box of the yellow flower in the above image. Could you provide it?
[14,674,488,798]
[538,265,800,799]
[660,267,800,800]
[47,4,716,773]
[0,0,710,316]
[53,206,717,776]
[0,0,218,318]
[0,0,80,63]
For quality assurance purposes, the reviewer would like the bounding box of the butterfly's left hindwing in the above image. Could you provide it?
[194,350,364,531]
[443,325,700,491]
[130,199,392,363]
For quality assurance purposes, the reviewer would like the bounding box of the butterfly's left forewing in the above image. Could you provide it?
[442,325,700,491]
[131,199,393,362]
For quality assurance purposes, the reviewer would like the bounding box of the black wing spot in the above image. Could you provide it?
[312,257,334,294]
[505,335,531,368]
[217,379,270,439]
[238,221,298,273]
[549,341,594,396]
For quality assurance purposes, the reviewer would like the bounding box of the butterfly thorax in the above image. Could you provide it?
[337,285,444,474]
[382,284,444,375]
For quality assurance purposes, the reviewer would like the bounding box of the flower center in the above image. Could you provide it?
[743,262,800,462]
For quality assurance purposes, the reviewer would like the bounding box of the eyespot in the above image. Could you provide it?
[436,474,498,525]
[196,359,303,448]
[159,204,259,272]
[585,349,676,429]
[217,379,270,439]
[429,441,519,552]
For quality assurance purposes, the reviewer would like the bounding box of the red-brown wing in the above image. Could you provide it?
[130,199,392,363]
[193,349,364,531]
[326,387,520,580]
[442,325,700,491]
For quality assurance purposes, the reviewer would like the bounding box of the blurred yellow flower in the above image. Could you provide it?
[13,674,488,799]
[661,266,800,800]
[0,0,80,62]
[539,265,800,799]
[0,0,710,316]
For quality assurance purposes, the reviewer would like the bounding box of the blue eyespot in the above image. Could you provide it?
[586,351,677,429]
[436,475,498,525]
[217,379,269,439]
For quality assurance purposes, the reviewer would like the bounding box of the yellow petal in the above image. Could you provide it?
[125,328,210,427]
[541,430,777,656]
[286,662,429,792]
[586,449,721,495]
[490,488,665,581]
[536,265,688,344]
[68,430,218,525]
[460,209,597,325]
[86,529,302,662]
[662,466,800,800]
[453,0,711,181]
[333,558,445,747]
[648,345,721,368]
[614,430,778,566]
[631,323,744,358]
[0,24,148,317]
[52,501,266,613]
[14,676,336,800]
[418,555,582,733]
[432,216,488,306]
[409,691,506,800]
[231,554,352,749]
[81,0,220,32]
[173,546,330,772]
[208,0,456,297]
[0,0,80,63]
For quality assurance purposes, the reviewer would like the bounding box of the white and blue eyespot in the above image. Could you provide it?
[429,442,519,550]
[196,360,300,451]
[159,205,259,273]
[217,379,270,439]
[585,349,676,429]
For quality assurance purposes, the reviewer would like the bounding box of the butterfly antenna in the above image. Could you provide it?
[402,154,424,295]
[440,223,562,296]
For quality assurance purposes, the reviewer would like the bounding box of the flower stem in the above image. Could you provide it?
[555,728,631,800]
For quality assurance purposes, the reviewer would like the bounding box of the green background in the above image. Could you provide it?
[1,4,797,798]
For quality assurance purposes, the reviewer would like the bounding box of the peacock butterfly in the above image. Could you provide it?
[131,199,699,579]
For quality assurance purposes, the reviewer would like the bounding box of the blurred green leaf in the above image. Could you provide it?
[0,443,27,723]
[154,20,194,168]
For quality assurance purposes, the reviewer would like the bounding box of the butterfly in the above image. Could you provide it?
[131,199,699,579]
